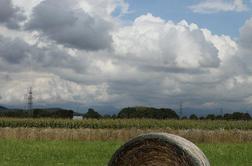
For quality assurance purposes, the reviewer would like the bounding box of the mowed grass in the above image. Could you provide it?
[198,144,252,166]
[0,139,251,166]
[0,139,121,166]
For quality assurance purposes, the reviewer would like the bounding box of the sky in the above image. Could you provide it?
[0,0,252,114]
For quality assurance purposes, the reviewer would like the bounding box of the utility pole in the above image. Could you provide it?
[27,87,33,116]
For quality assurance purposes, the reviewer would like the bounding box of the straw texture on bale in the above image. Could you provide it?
[109,133,210,166]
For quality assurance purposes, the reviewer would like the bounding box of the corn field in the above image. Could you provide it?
[0,118,251,130]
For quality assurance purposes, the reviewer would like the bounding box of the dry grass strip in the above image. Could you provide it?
[0,128,251,143]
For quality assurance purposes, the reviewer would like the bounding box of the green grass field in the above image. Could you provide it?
[0,139,251,166]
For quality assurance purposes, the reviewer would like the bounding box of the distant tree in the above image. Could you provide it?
[215,115,223,120]
[33,108,73,119]
[53,110,73,119]
[83,108,102,119]
[206,114,216,120]
[118,107,179,119]
[243,113,251,120]
[0,109,29,118]
[223,113,231,120]
[199,116,205,120]
[181,116,188,120]
[232,112,243,120]
[103,114,111,119]
[111,114,117,119]
[232,112,251,120]
[224,112,251,120]
[189,114,198,120]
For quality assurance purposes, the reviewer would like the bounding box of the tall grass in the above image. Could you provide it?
[0,118,251,130]
[0,128,251,143]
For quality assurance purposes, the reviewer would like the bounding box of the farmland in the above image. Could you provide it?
[0,118,251,130]
[0,118,251,165]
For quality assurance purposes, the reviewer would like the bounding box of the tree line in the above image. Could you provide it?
[83,107,251,120]
[0,105,251,120]
[83,107,178,119]
[0,108,73,119]
[186,112,251,120]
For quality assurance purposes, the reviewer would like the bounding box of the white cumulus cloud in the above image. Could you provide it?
[113,14,220,69]
[189,0,248,13]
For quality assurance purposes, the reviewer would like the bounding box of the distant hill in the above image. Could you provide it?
[0,106,7,110]
[118,106,179,119]
[83,108,101,119]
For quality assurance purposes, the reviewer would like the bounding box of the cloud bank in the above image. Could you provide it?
[0,0,26,29]
[26,0,114,51]
[0,0,252,113]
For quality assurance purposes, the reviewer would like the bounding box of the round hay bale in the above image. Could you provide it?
[109,133,210,166]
